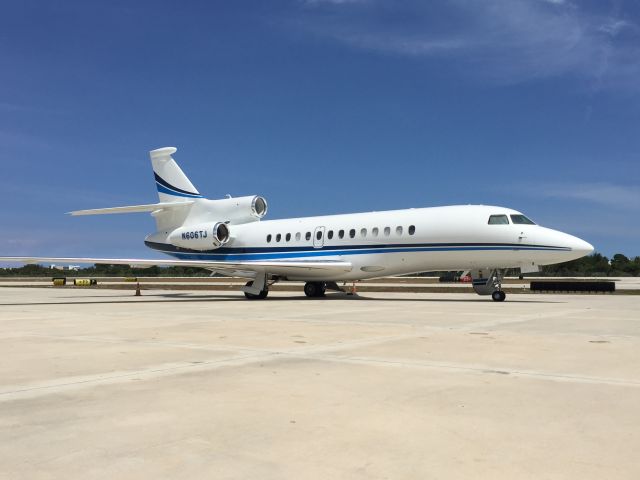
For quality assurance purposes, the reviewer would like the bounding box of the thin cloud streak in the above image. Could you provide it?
[0,130,54,152]
[534,182,640,210]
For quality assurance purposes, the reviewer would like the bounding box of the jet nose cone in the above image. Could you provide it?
[572,237,594,255]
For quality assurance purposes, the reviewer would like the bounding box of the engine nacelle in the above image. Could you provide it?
[167,222,230,250]
[213,195,267,222]
[188,195,268,225]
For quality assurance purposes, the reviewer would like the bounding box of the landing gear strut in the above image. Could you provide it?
[244,281,268,300]
[490,270,506,302]
[304,281,326,298]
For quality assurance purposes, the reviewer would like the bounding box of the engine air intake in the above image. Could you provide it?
[252,196,268,218]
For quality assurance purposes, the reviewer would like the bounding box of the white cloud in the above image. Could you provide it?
[293,0,640,90]
[598,19,631,37]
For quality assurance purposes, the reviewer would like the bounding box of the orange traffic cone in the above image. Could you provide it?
[135,283,141,296]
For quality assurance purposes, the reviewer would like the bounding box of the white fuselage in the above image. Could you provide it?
[145,204,593,281]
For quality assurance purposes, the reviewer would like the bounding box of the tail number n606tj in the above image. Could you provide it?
[181,230,207,240]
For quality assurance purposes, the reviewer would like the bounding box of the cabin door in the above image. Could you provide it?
[313,226,325,248]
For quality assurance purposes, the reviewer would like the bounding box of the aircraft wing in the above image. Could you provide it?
[0,256,353,277]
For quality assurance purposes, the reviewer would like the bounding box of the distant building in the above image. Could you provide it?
[50,265,80,271]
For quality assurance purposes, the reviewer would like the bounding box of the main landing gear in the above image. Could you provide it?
[304,281,326,298]
[242,279,333,300]
[244,281,268,300]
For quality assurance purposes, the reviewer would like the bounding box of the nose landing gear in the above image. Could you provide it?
[472,269,507,301]
[491,290,506,302]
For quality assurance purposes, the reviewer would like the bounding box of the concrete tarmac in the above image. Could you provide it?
[1,287,639,479]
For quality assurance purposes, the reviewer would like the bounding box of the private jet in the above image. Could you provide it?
[1,147,594,301]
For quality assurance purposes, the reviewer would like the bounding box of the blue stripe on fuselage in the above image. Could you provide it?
[144,240,570,255]
[145,242,571,262]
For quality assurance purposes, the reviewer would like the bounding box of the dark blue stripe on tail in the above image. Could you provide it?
[154,172,201,196]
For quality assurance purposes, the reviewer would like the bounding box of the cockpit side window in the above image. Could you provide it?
[488,214,509,225]
[510,214,536,225]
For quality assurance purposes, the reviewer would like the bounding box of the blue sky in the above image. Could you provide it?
[1,0,639,259]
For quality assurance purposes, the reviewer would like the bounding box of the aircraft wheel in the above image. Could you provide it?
[491,290,506,302]
[244,281,269,300]
[304,282,326,298]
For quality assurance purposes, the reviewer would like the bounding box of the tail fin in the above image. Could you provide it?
[150,147,203,202]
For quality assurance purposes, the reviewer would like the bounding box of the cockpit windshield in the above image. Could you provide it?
[510,214,536,225]
[488,214,509,225]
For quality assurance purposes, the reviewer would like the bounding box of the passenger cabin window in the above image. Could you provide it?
[372,227,379,237]
[339,230,345,239]
[295,232,301,241]
[488,214,509,225]
[328,230,334,240]
[384,227,390,236]
[361,228,367,237]
[349,229,356,238]
[316,230,322,241]
[409,225,415,235]
[305,232,311,241]
[276,234,281,242]
[286,233,291,242]
[511,214,536,225]
[267,234,272,243]
[396,226,403,235]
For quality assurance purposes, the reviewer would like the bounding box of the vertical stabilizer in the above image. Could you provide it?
[148,147,201,231]
[150,147,202,203]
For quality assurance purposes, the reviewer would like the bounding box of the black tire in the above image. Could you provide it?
[491,290,506,302]
[304,282,326,298]
[304,282,318,297]
[244,281,268,300]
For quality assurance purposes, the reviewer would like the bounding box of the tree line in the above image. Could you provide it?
[1,253,639,277]
[0,263,212,277]
[539,253,640,277]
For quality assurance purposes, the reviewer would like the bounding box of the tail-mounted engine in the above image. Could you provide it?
[216,195,267,221]
[167,222,230,250]
[186,195,268,225]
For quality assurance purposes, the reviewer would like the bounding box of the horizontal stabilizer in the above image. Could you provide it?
[68,201,193,216]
